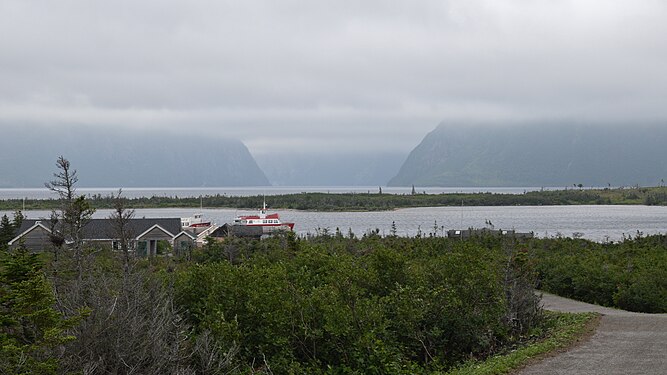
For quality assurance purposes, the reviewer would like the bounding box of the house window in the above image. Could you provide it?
[112,240,137,251]
[137,241,148,257]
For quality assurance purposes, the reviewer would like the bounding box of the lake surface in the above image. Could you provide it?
[5,205,667,243]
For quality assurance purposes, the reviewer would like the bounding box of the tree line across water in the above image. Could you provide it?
[5,185,667,212]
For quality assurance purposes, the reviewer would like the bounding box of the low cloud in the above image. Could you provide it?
[1,0,665,154]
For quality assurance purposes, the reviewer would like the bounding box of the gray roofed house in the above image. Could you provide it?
[8,220,53,252]
[9,218,192,256]
[173,230,196,256]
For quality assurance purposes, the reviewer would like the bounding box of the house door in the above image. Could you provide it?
[149,240,157,256]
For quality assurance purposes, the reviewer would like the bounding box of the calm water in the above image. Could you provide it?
[5,205,667,243]
[0,186,547,200]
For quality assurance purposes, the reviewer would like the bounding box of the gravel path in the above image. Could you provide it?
[519,293,667,375]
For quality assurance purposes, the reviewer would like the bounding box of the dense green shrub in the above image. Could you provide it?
[175,235,541,373]
[532,235,667,313]
[174,232,666,373]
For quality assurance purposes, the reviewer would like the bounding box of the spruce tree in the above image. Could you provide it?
[0,215,14,249]
[0,246,82,374]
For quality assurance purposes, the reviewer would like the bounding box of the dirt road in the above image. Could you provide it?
[518,293,667,375]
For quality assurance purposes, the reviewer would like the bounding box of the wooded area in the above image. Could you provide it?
[4,186,667,212]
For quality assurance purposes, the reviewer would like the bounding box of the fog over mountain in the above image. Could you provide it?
[2,2,667,158]
[389,123,667,187]
[2,2,667,187]
[256,152,405,186]
[0,127,269,188]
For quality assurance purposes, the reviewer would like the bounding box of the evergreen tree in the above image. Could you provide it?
[1,211,25,250]
[0,214,14,249]
[0,246,82,374]
[12,210,24,231]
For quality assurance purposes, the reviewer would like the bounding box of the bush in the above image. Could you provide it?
[532,236,667,313]
[175,235,542,373]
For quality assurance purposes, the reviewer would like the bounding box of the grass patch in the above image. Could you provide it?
[445,311,600,375]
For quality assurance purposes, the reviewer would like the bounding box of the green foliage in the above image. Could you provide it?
[0,246,81,374]
[173,233,666,373]
[6,228,657,373]
[0,214,14,249]
[532,235,667,313]
[175,235,542,373]
[0,211,24,250]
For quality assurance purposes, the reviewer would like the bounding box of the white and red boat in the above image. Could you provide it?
[232,202,294,232]
[181,213,211,229]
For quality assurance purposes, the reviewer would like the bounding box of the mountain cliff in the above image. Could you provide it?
[388,123,667,187]
[0,127,269,187]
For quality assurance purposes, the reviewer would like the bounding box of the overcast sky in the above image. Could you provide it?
[1,0,666,155]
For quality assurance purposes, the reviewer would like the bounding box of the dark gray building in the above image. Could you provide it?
[9,218,194,256]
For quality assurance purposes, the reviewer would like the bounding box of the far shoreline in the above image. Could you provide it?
[1,185,666,212]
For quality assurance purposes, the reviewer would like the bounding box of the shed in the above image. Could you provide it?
[173,231,196,256]
[8,221,54,251]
